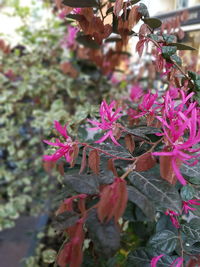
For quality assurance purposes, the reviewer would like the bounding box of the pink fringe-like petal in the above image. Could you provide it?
[150,254,164,267]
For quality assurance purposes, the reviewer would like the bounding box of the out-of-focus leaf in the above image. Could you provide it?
[143,18,162,29]
[162,46,177,59]
[53,211,80,231]
[169,43,196,51]
[64,174,99,194]
[86,209,120,258]
[63,0,98,7]
[76,35,100,49]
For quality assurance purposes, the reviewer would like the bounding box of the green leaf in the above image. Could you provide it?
[128,167,182,213]
[127,185,156,220]
[63,0,98,7]
[143,18,162,29]
[188,71,200,81]
[180,185,195,201]
[162,34,176,44]
[182,219,200,241]
[126,248,174,267]
[125,126,161,140]
[149,34,159,41]
[64,174,99,194]
[156,214,178,234]
[194,91,200,105]
[97,170,114,185]
[169,43,196,51]
[181,163,200,185]
[93,143,132,159]
[105,37,122,43]
[138,3,149,18]
[66,14,83,20]
[86,209,120,258]
[53,211,80,231]
[171,54,182,66]
[161,46,177,59]
[76,35,100,49]
[106,6,113,15]
[148,230,178,253]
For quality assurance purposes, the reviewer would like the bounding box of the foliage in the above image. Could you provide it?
[1,0,200,266]
[36,1,200,267]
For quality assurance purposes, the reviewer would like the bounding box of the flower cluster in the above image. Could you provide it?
[43,121,75,163]
[88,100,123,145]
[129,91,158,119]
[153,90,200,185]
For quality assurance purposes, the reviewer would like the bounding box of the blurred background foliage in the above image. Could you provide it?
[0,0,120,230]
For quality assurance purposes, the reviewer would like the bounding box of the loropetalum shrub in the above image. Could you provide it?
[42,0,200,266]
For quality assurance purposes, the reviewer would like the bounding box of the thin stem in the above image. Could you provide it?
[98,0,105,22]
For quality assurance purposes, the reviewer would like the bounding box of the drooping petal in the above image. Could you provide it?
[171,257,184,267]
[43,140,60,147]
[150,254,164,267]
[95,131,111,144]
[172,158,187,185]
[54,120,68,139]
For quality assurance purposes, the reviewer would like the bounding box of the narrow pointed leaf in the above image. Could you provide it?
[63,0,98,7]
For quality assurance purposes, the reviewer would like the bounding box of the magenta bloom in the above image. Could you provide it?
[153,91,200,185]
[165,210,180,228]
[151,255,183,267]
[88,100,123,146]
[131,91,158,118]
[58,9,69,19]
[161,62,173,77]
[130,84,143,102]
[43,121,74,163]
[150,254,164,267]
[182,199,200,214]
[61,26,79,49]
[110,75,120,85]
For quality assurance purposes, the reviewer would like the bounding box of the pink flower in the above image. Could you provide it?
[43,121,75,163]
[153,91,200,185]
[131,91,158,118]
[165,210,180,228]
[161,62,173,77]
[88,100,123,146]
[151,255,183,267]
[151,254,164,267]
[130,84,143,102]
[110,75,120,85]
[58,9,68,19]
[61,26,79,49]
[73,8,81,14]
[182,199,200,214]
